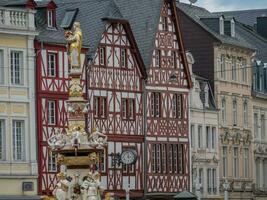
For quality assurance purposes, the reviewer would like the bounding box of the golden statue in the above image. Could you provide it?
[65,21,82,70]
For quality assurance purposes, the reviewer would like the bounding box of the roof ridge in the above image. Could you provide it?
[214,8,267,14]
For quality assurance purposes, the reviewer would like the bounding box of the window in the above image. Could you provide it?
[212,169,217,194]
[162,16,168,31]
[151,92,161,117]
[178,144,184,174]
[191,124,195,149]
[198,125,203,149]
[11,51,23,85]
[261,115,265,140]
[221,99,226,125]
[48,100,56,125]
[93,96,107,119]
[47,53,56,77]
[12,120,25,161]
[172,94,183,119]
[0,120,5,160]
[206,126,211,149]
[244,148,249,178]
[242,59,247,83]
[152,143,166,173]
[155,50,161,67]
[254,113,259,139]
[231,19,235,37]
[233,147,239,178]
[0,50,4,84]
[204,85,209,107]
[260,75,263,91]
[60,9,78,29]
[171,51,176,68]
[220,54,226,79]
[222,146,227,177]
[121,98,135,120]
[47,10,54,28]
[168,144,173,173]
[99,47,106,66]
[253,73,257,90]
[207,169,212,194]
[212,127,216,150]
[48,152,57,172]
[243,102,248,128]
[121,48,127,68]
[233,100,237,126]
[99,149,106,173]
[199,168,203,193]
[232,57,237,81]
[219,17,224,35]
[256,160,260,186]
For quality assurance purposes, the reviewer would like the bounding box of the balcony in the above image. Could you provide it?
[0,7,35,32]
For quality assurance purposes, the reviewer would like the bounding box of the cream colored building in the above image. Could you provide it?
[0,6,39,199]
[190,74,220,200]
[214,44,254,199]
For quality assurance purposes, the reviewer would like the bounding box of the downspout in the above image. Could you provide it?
[143,78,148,199]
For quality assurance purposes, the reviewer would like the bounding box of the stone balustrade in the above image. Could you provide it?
[0,7,35,31]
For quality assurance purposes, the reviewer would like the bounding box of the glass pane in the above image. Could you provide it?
[60,9,78,29]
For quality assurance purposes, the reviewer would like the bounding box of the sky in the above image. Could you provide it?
[179,0,267,12]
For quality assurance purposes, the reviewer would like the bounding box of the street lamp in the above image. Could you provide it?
[223,180,230,200]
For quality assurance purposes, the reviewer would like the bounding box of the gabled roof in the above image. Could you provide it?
[176,2,254,51]
[215,9,267,27]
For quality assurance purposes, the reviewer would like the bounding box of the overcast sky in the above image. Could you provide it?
[179,0,267,12]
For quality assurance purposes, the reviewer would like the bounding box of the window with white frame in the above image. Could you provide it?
[10,51,23,85]
[222,146,228,177]
[242,59,247,83]
[219,17,224,35]
[233,100,237,126]
[99,47,106,66]
[151,92,161,117]
[162,16,168,31]
[244,148,249,178]
[48,100,56,125]
[12,120,25,161]
[48,152,57,172]
[47,10,54,28]
[254,113,259,139]
[232,57,237,81]
[207,168,216,194]
[0,50,4,84]
[220,54,226,79]
[155,50,161,67]
[233,147,239,178]
[47,53,56,77]
[93,96,107,119]
[121,48,127,68]
[198,125,203,149]
[221,99,226,125]
[231,19,235,37]
[261,114,265,140]
[199,168,203,193]
[0,120,5,161]
[243,101,248,128]
[121,98,135,120]
[172,94,183,119]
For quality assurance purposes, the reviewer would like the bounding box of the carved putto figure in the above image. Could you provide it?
[88,128,107,149]
[47,129,66,150]
[81,171,101,200]
[65,21,82,70]
[53,172,72,200]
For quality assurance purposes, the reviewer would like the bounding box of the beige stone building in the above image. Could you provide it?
[177,2,255,199]
[0,5,39,199]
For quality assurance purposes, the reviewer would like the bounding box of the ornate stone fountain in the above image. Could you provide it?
[47,22,107,200]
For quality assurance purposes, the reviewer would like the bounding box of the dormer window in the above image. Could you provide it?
[231,19,235,37]
[204,84,209,107]
[47,10,55,28]
[219,16,224,35]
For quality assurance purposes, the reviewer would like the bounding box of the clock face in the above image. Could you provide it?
[121,150,137,165]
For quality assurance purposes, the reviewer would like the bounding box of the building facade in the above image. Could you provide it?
[177,3,255,199]
[0,5,39,199]
[190,74,220,200]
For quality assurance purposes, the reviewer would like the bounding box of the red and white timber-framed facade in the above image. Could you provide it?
[145,0,192,197]
[35,41,87,195]
[87,21,146,198]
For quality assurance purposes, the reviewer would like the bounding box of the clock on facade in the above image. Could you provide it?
[120,149,137,165]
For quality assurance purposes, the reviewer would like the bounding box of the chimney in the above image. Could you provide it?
[257,16,267,39]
